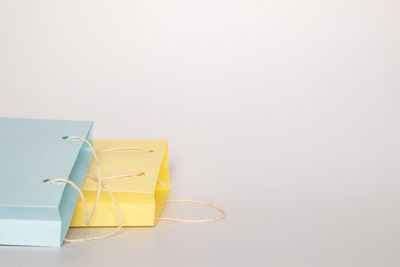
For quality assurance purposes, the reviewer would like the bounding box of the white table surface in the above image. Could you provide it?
[1,0,400,266]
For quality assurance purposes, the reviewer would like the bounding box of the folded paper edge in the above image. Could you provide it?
[58,122,94,246]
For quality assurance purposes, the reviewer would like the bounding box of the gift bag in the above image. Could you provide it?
[71,140,169,227]
[0,118,93,247]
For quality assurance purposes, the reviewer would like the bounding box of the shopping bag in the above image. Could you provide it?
[0,118,94,247]
[70,140,169,227]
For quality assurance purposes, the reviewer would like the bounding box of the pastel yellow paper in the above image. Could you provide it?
[70,140,169,227]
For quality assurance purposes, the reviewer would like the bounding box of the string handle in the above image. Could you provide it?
[44,139,226,244]
[43,136,123,243]
[159,199,226,223]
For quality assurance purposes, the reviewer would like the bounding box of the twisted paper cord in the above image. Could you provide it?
[44,137,226,243]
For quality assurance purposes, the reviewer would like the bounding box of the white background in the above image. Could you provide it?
[1,0,400,266]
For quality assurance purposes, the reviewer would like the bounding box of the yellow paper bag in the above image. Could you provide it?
[70,140,169,227]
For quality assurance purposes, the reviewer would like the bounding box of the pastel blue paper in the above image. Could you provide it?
[0,118,93,247]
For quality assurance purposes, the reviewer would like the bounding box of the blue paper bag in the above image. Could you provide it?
[0,118,93,247]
